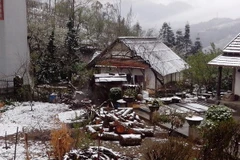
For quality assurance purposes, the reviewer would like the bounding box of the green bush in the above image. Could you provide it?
[109,87,122,103]
[201,105,233,129]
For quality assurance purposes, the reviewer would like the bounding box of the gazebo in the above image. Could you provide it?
[208,33,240,100]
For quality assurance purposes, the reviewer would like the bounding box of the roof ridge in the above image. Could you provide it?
[223,33,240,52]
[118,36,158,40]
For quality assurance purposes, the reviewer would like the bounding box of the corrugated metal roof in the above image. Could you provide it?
[208,33,240,67]
[208,55,240,67]
[119,37,189,76]
[223,33,240,53]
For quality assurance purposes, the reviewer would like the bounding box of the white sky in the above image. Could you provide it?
[100,0,240,29]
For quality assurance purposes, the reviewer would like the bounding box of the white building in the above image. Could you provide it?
[0,0,30,83]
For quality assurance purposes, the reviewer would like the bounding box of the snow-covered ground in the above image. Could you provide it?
[0,102,70,137]
[0,102,84,160]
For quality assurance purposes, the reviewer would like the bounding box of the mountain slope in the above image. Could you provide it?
[190,18,240,49]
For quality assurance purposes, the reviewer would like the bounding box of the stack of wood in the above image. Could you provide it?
[85,107,154,146]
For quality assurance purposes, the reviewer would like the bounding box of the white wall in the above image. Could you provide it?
[234,69,240,96]
[0,0,30,82]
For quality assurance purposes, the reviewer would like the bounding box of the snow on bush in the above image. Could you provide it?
[201,105,233,129]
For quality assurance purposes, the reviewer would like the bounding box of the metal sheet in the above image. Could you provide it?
[119,37,189,76]
[208,55,240,67]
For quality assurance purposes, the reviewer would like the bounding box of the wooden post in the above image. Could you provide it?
[232,68,236,94]
[155,75,158,96]
[217,66,222,100]
[142,69,146,90]
[14,127,19,160]
[25,133,30,160]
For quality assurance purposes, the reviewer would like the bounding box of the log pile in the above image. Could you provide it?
[85,107,154,146]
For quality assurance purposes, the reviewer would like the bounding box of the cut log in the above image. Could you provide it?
[108,113,119,121]
[116,109,126,115]
[99,132,120,141]
[119,134,142,146]
[88,124,102,131]
[114,121,134,134]
[122,108,133,117]
[93,117,102,124]
[132,120,145,128]
[115,124,127,134]
[86,125,98,139]
[131,128,154,137]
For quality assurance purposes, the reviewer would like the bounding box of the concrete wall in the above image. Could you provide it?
[0,0,30,82]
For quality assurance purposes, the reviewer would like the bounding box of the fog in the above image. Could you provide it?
[102,0,240,29]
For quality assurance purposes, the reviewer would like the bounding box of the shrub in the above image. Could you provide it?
[200,105,233,129]
[200,120,240,160]
[50,123,73,160]
[142,137,198,160]
[109,87,122,102]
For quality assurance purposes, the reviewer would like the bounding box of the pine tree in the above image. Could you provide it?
[159,22,175,48]
[175,29,184,55]
[37,30,61,84]
[191,35,202,54]
[63,18,80,79]
[184,23,192,55]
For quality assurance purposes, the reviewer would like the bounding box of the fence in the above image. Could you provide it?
[0,78,14,95]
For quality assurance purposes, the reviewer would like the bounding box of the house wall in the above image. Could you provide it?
[234,68,240,96]
[99,68,184,90]
[0,0,30,82]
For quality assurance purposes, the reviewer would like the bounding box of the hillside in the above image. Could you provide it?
[190,18,240,49]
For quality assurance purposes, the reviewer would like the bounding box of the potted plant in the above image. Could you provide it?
[123,88,136,102]
[148,99,162,112]
[109,87,122,108]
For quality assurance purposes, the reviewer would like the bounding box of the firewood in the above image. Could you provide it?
[114,121,129,134]
[119,134,142,146]
[108,113,119,121]
[116,109,126,115]
[88,124,102,131]
[131,128,154,137]
[86,125,98,139]
[99,132,120,141]
[122,108,133,117]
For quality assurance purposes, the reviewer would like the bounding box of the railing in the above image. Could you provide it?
[0,78,14,95]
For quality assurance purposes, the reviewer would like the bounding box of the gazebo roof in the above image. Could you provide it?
[208,33,240,67]
[223,33,240,53]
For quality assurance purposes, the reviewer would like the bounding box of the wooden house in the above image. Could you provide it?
[88,37,189,94]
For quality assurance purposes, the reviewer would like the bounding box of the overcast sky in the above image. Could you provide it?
[101,0,240,29]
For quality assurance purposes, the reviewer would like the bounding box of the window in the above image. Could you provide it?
[0,0,3,20]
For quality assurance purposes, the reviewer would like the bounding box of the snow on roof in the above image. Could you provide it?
[208,54,240,67]
[90,50,101,62]
[94,73,127,83]
[119,37,188,76]
[223,33,240,53]
[208,33,240,67]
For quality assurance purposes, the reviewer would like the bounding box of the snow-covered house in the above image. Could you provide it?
[0,0,30,82]
[208,33,240,99]
[88,37,189,93]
